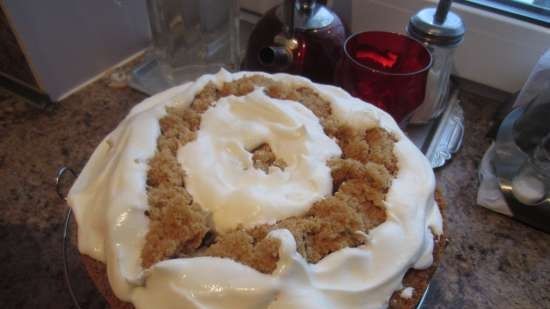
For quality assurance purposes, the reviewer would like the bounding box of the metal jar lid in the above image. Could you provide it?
[407,0,465,47]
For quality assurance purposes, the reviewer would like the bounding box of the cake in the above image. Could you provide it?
[68,70,444,309]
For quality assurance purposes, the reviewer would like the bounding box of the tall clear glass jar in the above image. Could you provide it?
[406,1,464,124]
[416,44,455,121]
[147,0,240,82]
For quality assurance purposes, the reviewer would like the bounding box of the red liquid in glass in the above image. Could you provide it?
[336,32,431,124]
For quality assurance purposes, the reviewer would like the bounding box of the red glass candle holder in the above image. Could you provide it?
[336,31,432,124]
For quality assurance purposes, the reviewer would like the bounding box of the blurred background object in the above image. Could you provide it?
[242,0,346,84]
[0,0,149,103]
[478,48,550,233]
[146,0,239,83]
[131,0,240,94]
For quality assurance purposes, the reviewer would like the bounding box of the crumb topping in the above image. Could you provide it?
[141,76,397,273]
[250,143,287,173]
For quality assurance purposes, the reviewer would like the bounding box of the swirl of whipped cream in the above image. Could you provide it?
[178,88,341,232]
[67,70,443,309]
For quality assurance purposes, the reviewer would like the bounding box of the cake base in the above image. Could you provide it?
[79,192,445,309]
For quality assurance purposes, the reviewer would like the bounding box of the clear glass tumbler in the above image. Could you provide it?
[509,87,550,205]
[410,44,455,123]
[147,0,240,82]
[512,134,550,205]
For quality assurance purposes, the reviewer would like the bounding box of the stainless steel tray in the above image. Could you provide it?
[405,91,464,169]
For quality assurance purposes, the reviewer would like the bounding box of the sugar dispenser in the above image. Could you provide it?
[406,0,465,124]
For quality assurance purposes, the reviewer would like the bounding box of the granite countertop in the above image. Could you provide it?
[1,72,549,309]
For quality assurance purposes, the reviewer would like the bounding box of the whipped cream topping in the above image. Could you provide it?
[400,287,414,299]
[67,70,443,309]
[178,88,341,232]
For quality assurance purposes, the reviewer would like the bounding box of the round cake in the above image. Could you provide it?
[67,70,444,309]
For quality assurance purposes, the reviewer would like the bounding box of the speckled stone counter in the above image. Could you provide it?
[1,75,549,309]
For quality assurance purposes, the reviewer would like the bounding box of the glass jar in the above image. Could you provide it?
[512,134,550,205]
[146,0,240,83]
[417,44,455,121]
[406,1,464,124]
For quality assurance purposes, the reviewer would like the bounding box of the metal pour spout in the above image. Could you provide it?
[258,0,328,68]
[283,0,296,37]
[259,0,301,68]
[434,0,452,24]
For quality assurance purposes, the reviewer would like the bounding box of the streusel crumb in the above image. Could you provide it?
[251,143,287,172]
[201,229,280,274]
[147,148,184,187]
[142,185,210,268]
[141,75,397,273]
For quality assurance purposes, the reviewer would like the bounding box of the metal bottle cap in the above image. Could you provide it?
[407,0,465,47]
[278,0,334,32]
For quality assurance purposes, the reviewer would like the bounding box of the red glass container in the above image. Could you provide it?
[242,1,346,85]
[336,31,432,124]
